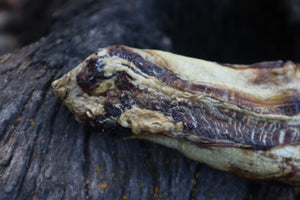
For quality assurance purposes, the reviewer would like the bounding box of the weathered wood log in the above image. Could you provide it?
[0,0,299,199]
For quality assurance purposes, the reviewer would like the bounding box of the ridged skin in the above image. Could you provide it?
[52,45,300,186]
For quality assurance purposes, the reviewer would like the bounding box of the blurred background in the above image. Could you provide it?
[0,0,300,63]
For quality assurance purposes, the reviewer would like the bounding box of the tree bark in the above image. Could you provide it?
[0,0,298,199]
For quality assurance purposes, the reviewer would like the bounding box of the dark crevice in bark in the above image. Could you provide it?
[14,76,56,198]
[0,62,21,76]
[15,127,39,199]
[83,130,92,199]
[46,99,62,159]
[245,181,262,200]
[1,89,35,145]
[10,87,42,198]
[188,163,201,200]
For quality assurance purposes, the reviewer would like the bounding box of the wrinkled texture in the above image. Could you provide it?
[53,45,300,186]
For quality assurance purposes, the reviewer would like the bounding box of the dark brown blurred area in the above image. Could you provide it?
[0,0,67,54]
[153,0,300,63]
[1,0,300,63]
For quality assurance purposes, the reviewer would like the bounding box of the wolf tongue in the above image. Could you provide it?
[52,45,300,186]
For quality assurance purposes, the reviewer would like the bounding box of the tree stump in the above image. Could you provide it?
[0,0,299,199]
